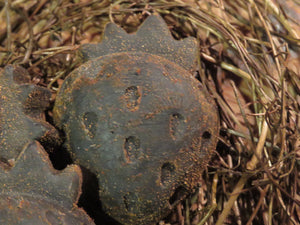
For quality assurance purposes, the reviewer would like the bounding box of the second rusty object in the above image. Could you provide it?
[0,65,59,164]
[0,141,95,224]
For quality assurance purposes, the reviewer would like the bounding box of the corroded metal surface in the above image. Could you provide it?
[54,15,219,225]
[79,15,197,72]
[0,141,95,225]
[0,65,59,163]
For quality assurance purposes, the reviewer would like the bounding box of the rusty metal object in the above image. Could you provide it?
[53,15,219,225]
[0,141,95,224]
[0,65,59,163]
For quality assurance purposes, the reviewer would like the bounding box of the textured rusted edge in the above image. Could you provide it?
[0,141,82,209]
[0,65,61,161]
[80,14,198,72]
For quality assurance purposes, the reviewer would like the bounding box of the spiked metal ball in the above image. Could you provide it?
[54,15,219,225]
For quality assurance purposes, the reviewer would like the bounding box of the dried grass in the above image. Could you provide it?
[1,0,299,224]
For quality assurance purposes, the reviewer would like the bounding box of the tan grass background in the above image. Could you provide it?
[0,0,299,224]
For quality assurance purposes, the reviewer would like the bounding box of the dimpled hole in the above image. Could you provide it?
[202,131,212,139]
[161,162,176,185]
[124,136,141,162]
[200,131,213,154]
[124,86,141,111]
[169,113,185,140]
[82,112,98,139]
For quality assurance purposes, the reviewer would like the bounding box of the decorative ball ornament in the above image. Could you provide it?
[54,15,219,225]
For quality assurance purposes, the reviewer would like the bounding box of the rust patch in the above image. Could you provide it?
[82,112,98,139]
[123,136,142,163]
[169,113,186,140]
[123,86,142,112]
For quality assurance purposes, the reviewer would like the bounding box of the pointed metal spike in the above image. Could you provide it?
[0,141,82,209]
[3,64,31,84]
[103,22,128,41]
[2,65,15,82]
[20,84,51,118]
[79,14,197,71]
[136,15,172,38]
[81,23,128,61]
